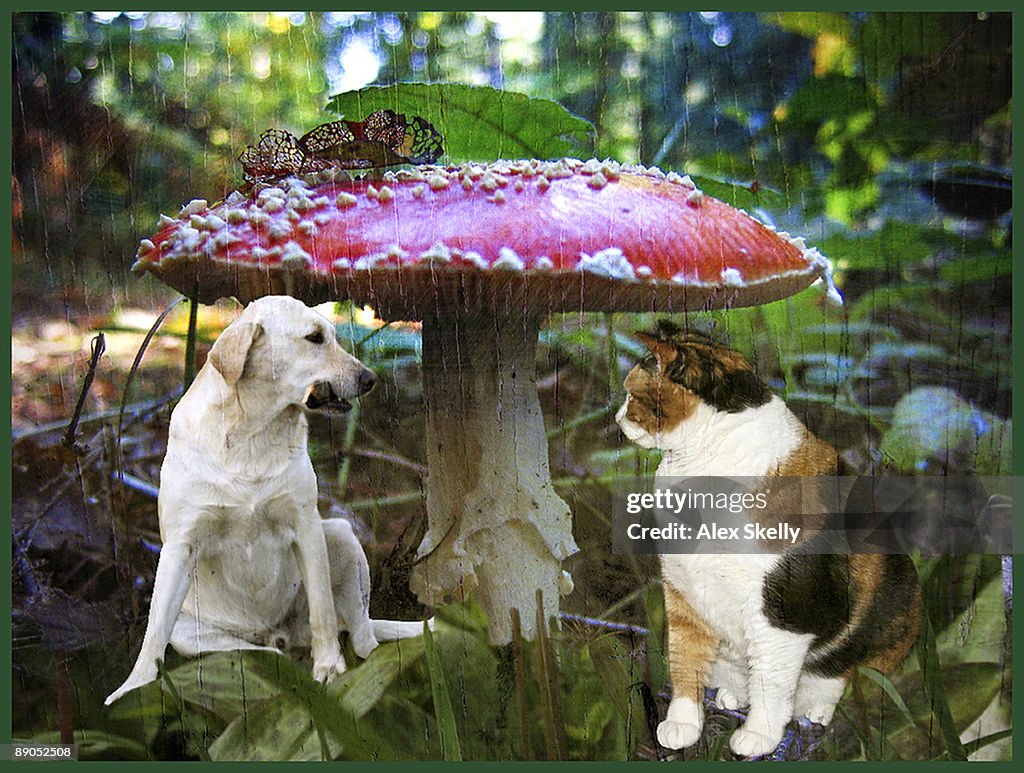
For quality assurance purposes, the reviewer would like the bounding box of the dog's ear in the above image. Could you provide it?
[208,321,263,386]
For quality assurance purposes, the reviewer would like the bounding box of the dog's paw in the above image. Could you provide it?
[714,686,747,711]
[350,627,380,660]
[657,719,702,750]
[105,666,159,706]
[312,654,347,684]
[730,724,782,758]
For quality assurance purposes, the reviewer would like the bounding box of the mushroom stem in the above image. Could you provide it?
[410,309,578,643]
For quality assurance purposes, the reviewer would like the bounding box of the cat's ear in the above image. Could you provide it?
[636,331,678,371]
[655,318,683,339]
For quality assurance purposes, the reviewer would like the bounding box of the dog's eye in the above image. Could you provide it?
[305,331,325,345]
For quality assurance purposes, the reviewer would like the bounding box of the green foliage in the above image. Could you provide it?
[326,83,594,162]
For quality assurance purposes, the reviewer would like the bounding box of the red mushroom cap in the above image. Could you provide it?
[133,158,838,317]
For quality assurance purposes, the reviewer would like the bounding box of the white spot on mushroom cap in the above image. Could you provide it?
[493,247,525,271]
[721,267,745,286]
[576,248,636,280]
[248,210,271,227]
[268,220,293,242]
[336,191,358,208]
[136,239,156,259]
[534,256,555,270]
[260,197,285,214]
[460,251,488,269]
[225,208,248,225]
[333,257,352,270]
[427,173,450,191]
[420,241,452,263]
[257,187,286,202]
[178,199,208,219]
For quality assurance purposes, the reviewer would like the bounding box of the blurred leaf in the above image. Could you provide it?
[781,74,876,136]
[939,252,1012,284]
[819,221,934,271]
[766,11,854,39]
[326,83,595,163]
[881,387,1012,474]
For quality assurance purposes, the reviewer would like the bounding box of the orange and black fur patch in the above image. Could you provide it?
[623,321,772,437]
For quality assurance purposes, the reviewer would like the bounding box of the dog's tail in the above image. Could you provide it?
[371,617,435,641]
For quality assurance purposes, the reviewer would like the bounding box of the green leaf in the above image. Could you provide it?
[325,83,594,163]
[688,175,787,211]
[30,729,150,761]
[209,698,334,761]
[423,620,463,761]
[330,637,427,719]
[164,652,281,722]
[857,667,918,730]
[587,635,650,756]
[934,575,1009,665]
[915,609,968,759]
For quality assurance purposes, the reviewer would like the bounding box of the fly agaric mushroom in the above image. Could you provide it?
[132,158,839,643]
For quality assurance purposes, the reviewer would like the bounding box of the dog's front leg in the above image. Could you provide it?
[105,540,195,704]
[294,522,346,683]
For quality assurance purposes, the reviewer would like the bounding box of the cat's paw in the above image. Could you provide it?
[657,719,702,750]
[658,697,703,750]
[793,675,845,726]
[714,686,747,711]
[730,724,782,758]
[800,703,837,726]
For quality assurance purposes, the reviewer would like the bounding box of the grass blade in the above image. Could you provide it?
[423,621,463,761]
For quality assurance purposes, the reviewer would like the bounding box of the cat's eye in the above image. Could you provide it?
[305,330,325,345]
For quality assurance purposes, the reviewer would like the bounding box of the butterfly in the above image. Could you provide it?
[239,110,444,184]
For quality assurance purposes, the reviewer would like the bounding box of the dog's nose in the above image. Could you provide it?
[358,369,377,394]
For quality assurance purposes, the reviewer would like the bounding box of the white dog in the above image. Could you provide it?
[107,296,427,705]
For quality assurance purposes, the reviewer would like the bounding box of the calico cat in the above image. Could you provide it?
[615,322,920,757]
